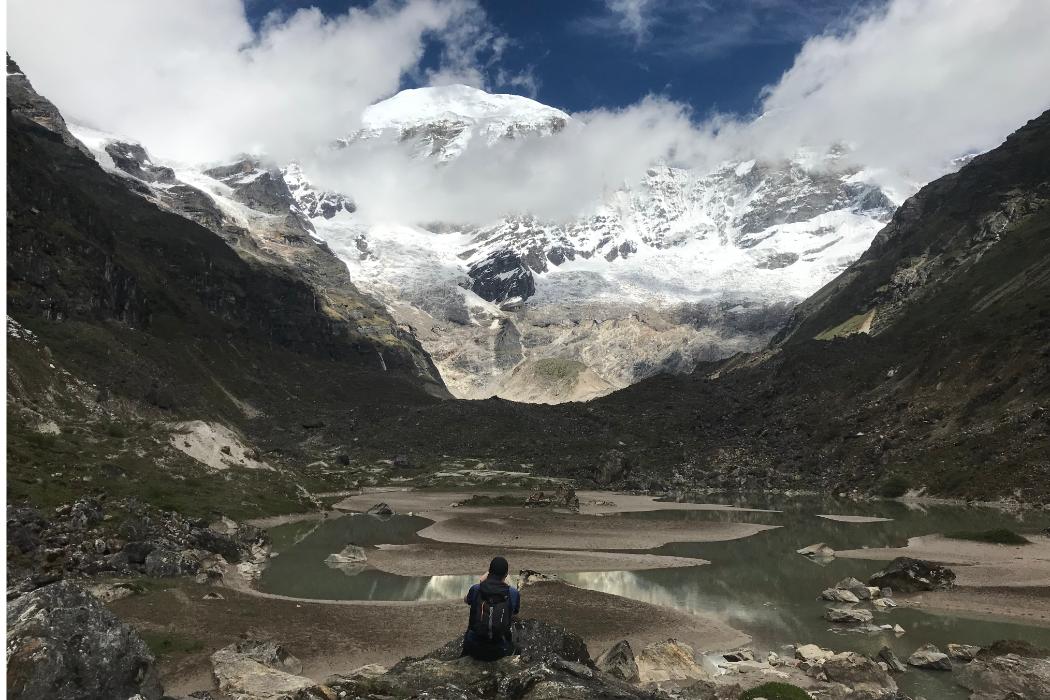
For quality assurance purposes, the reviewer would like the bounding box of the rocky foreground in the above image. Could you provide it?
[8,576,1050,700]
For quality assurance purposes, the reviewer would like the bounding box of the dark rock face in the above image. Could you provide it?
[7,580,162,700]
[593,450,632,486]
[869,557,956,593]
[510,618,590,664]
[467,251,536,304]
[104,141,176,184]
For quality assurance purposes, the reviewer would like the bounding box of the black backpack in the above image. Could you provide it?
[470,588,512,642]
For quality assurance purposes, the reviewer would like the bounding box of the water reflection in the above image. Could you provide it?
[261,497,1050,700]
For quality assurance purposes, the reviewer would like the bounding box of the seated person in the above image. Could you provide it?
[462,556,520,661]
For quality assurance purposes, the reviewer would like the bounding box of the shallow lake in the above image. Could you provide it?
[259,495,1050,699]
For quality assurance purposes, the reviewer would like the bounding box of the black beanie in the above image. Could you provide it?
[488,556,509,578]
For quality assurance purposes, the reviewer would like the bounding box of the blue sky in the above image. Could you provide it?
[245,0,881,118]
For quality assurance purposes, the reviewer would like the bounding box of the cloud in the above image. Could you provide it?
[309,96,724,223]
[604,0,655,43]
[311,0,1050,224]
[7,0,1050,227]
[7,0,491,163]
[749,0,1050,181]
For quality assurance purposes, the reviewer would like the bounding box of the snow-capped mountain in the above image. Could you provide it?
[354,84,571,160]
[67,84,904,403]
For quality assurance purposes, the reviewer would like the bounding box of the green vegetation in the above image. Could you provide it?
[946,528,1031,545]
[814,308,875,341]
[879,475,912,498]
[740,682,812,700]
[140,630,205,658]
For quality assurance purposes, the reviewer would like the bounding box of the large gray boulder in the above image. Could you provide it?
[6,580,162,700]
[822,651,898,694]
[824,607,874,624]
[210,639,317,700]
[955,653,1050,699]
[869,557,955,593]
[907,643,952,670]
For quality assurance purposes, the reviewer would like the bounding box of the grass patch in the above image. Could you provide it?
[740,682,812,700]
[946,528,1031,545]
[814,309,875,341]
[140,630,206,658]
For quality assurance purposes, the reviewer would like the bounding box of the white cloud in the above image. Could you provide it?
[748,0,1050,181]
[603,0,655,43]
[7,0,490,163]
[7,0,1050,226]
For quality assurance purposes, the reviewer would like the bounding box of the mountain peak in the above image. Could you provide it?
[362,84,570,130]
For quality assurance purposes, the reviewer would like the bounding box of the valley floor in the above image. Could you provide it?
[103,488,1050,696]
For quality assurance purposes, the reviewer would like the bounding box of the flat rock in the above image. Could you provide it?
[824,607,874,624]
[907,643,952,671]
[798,543,836,558]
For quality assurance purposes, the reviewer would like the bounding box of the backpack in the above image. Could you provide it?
[470,587,513,642]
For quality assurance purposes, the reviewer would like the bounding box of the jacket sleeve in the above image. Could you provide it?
[464,583,477,605]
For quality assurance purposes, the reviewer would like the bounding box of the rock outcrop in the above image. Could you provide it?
[7,581,163,700]
[868,558,955,593]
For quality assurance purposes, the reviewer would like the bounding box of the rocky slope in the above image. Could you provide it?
[5,59,448,517]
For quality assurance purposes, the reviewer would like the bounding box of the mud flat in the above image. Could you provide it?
[366,542,708,576]
[415,510,776,550]
[838,534,1050,625]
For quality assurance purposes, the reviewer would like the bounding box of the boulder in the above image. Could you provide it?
[947,643,981,662]
[955,653,1050,700]
[868,557,955,593]
[324,544,368,575]
[595,640,639,682]
[635,639,708,684]
[68,498,104,529]
[7,580,162,700]
[366,502,394,517]
[872,597,897,609]
[836,576,872,600]
[822,587,861,603]
[795,644,835,663]
[123,541,155,564]
[824,607,874,624]
[144,548,185,577]
[877,646,908,673]
[822,651,897,691]
[797,543,836,559]
[907,644,952,670]
[511,619,590,664]
[211,640,316,700]
[594,449,632,486]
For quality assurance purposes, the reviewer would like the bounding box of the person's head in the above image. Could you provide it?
[488,556,509,580]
